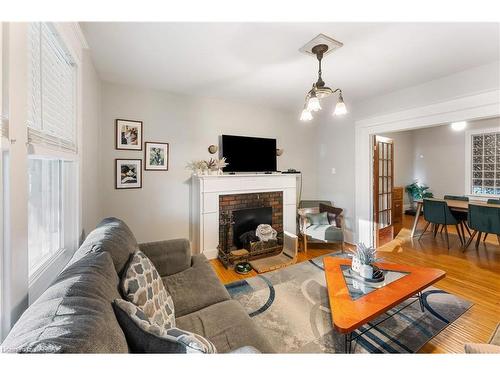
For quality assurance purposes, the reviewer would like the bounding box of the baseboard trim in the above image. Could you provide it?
[203,248,219,260]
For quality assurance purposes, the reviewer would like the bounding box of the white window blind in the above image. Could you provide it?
[28,23,77,152]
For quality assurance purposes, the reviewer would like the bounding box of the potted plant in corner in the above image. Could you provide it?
[405,181,433,215]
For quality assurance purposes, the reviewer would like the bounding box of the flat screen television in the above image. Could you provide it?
[221,135,277,173]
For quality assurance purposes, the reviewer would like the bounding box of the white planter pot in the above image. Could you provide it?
[359,264,373,279]
[351,257,361,273]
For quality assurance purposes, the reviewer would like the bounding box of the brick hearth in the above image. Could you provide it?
[218,191,283,251]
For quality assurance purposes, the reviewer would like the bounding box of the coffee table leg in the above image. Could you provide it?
[344,333,352,353]
[418,292,425,312]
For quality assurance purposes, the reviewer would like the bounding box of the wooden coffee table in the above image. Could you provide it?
[324,257,446,353]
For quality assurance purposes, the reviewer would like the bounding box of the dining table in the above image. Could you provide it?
[410,198,500,237]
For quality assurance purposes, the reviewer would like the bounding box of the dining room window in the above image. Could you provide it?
[468,129,500,197]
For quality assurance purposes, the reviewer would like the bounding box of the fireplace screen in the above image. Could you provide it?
[232,207,272,248]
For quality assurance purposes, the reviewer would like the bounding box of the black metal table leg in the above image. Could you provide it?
[344,332,352,353]
[418,292,425,312]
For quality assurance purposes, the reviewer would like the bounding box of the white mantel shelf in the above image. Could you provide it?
[190,173,298,260]
[195,172,297,178]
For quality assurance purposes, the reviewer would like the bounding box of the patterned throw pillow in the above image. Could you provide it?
[113,299,217,354]
[121,251,175,330]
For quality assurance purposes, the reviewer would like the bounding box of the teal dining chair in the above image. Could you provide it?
[442,195,471,237]
[482,199,500,243]
[419,199,463,249]
[465,203,500,251]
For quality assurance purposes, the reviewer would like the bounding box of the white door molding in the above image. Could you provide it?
[354,89,500,246]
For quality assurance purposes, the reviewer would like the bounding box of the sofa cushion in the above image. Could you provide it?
[176,300,274,353]
[162,254,230,317]
[121,251,175,330]
[70,217,138,277]
[113,299,217,353]
[1,251,128,353]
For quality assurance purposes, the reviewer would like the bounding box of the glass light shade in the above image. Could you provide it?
[334,101,347,116]
[306,96,322,112]
[450,121,467,131]
[300,109,313,121]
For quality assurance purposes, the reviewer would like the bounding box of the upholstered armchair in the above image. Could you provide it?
[298,203,344,254]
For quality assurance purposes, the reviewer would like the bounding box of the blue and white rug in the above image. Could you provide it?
[226,254,472,353]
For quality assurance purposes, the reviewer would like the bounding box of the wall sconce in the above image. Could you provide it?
[208,145,218,154]
[276,148,284,156]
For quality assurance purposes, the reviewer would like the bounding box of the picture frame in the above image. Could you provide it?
[144,142,169,171]
[115,119,143,150]
[115,159,142,189]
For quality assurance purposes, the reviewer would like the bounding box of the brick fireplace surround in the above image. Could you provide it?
[218,191,283,251]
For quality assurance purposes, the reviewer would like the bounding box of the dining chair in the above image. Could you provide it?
[419,199,463,249]
[482,199,500,242]
[442,195,471,237]
[464,204,500,251]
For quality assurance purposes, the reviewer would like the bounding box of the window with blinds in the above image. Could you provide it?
[28,23,77,152]
[471,131,500,196]
[27,22,79,279]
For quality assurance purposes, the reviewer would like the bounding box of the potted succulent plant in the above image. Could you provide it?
[350,243,381,280]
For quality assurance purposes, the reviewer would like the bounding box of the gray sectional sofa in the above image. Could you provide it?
[1,218,273,353]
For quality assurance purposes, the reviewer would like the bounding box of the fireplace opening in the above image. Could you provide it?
[232,207,272,248]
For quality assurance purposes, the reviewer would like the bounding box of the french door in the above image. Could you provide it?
[373,136,394,247]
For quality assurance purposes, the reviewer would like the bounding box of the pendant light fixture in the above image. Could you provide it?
[300,43,347,121]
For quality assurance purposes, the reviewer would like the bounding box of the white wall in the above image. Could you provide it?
[81,49,102,238]
[316,62,500,243]
[379,118,499,205]
[411,117,499,199]
[315,109,356,242]
[99,82,317,243]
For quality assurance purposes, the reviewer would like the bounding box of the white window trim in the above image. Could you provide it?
[26,22,84,303]
[464,126,500,199]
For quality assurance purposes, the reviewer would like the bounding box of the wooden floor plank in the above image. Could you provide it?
[210,215,500,353]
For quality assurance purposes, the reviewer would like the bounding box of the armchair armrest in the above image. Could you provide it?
[139,238,191,277]
[297,207,318,234]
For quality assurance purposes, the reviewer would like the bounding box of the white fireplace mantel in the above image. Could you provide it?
[190,173,298,259]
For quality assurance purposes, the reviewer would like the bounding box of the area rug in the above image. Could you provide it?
[225,253,472,353]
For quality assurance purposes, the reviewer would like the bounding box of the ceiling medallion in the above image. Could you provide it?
[300,43,347,121]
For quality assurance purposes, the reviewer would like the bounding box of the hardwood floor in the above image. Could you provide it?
[209,215,500,353]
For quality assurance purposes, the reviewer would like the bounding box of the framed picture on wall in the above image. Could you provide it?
[144,142,169,171]
[115,159,142,189]
[116,119,143,150]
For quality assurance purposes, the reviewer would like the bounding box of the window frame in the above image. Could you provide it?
[464,126,500,199]
[26,22,83,303]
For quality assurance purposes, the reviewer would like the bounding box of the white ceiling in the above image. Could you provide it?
[81,22,500,111]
